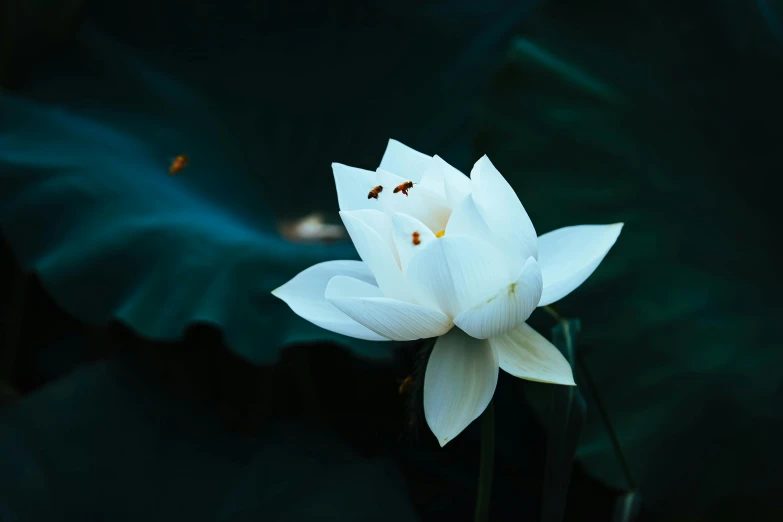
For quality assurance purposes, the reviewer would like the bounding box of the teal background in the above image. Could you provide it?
[1,0,781,520]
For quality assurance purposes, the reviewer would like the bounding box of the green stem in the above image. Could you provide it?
[543,304,563,322]
[474,399,495,522]
[576,354,636,491]
[544,305,636,491]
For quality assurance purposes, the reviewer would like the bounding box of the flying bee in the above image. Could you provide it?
[393,180,414,196]
[398,375,414,395]
[367,185,383,200]
[168,154,189,175]
[411,231,421,245]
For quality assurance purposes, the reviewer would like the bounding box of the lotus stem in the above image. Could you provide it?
[575,353,636,491]
[543,305,636,492]
[473,399,495,522]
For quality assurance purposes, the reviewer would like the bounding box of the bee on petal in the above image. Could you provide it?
[393,181,414,196]
[367,185,383,200]
[168,154,189,175]
[412,232,421,245]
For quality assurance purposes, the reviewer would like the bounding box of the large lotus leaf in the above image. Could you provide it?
[0,0,542,364]
[0,353,418,521]
[481,0,783,518]
[0,90,380,364]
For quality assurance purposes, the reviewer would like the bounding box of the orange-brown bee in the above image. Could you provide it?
[398,375,414,395]
[168,154,189,175]
[412,231,421,245]
[367,185,383,200]
[393,180,414,196]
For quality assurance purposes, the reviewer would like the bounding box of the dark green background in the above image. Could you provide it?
[1,0,780,520]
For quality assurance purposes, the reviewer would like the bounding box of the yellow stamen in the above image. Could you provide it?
[435,229,446,238]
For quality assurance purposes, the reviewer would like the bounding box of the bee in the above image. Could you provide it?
[412,231,421,245]
[168,154,189,175]
[398,375,414,395]
[393,180,414,196]
[367,185,383,200]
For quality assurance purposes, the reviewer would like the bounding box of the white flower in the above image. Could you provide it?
[273,139,622,446]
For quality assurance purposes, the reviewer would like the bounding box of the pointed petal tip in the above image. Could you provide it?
[492,323,577,385]
[270,283,292,299]
[266,261,390,341]
[601,221,624,245]
[473,154,492,169]
[498,364,576,386]
[536,223,624,306]
[424,329,498,449]
[538,377,576,386]
[604,222,624,238]
[556,369,577,386]
[510,358,576,386]
[331,161,365,175]
[557,369,577,386]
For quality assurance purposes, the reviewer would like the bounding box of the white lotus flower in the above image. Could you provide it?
[273,139,622,446]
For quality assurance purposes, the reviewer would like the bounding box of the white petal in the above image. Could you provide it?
[418,155,470,203]
[376,169,451,232]
[454,257,543,339]
[326,276,453,341]
[537,223,624,307]
[332,163,381,212]
[378,139,432,182]
[445,191,493,242]
[417,162,446,198]
[391,213,436,271]
[441,157,472,208]
[340,211,414,302]
[445,177,471,209]
[470,155,538,264]
[424,328,499,446]
[343,209,400,266]
[271,261,388,341]
[405,235,511,318]
[490,323,575,385]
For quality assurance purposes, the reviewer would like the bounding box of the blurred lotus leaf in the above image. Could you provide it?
[0,353,418,522]
[483,0,783,518]
[0,0,541,364]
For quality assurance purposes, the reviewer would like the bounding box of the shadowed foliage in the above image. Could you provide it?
[482,0,782,517]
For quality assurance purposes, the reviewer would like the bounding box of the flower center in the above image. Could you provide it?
[435,229,446,238]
